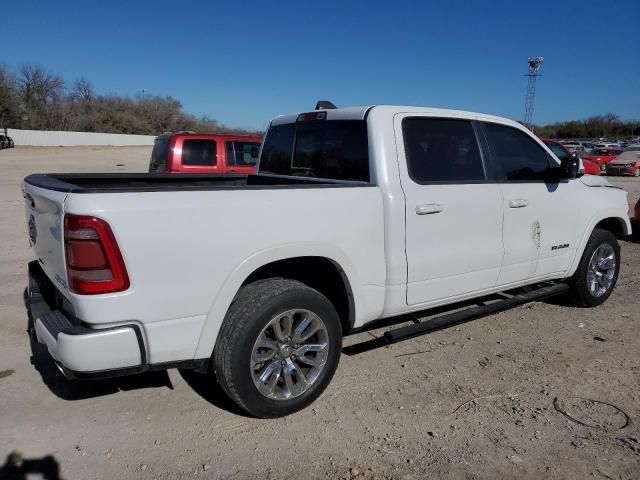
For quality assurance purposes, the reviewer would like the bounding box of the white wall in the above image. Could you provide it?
[2,128,155,146]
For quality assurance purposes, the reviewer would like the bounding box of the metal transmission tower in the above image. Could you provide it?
[523,56,544,131]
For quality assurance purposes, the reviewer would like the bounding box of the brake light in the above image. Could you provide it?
[297,111,327,122]
[64,215,130,294]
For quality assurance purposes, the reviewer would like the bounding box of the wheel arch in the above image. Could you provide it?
[566,213,631,277]
[193,244,362,359]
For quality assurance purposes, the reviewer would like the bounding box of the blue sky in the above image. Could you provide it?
[3,0,639,131]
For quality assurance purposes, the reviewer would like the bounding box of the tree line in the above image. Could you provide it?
[1,63,637,139]
[534,113,640,139]
[0,64,258,135]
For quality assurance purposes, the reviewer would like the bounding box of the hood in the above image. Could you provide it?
[610,152,640,165]
[579,175,620,188]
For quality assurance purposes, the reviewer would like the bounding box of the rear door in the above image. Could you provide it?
[396,115,504,306]
[224,140,260,174]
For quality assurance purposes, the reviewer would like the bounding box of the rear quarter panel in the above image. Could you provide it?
[63,186,386,361]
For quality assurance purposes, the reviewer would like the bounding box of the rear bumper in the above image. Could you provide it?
[28,261,145,378]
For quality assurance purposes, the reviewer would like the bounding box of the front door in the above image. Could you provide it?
[396,115,505,306]
[480,122,579,285]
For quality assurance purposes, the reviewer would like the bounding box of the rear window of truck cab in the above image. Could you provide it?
[259,120,369,182]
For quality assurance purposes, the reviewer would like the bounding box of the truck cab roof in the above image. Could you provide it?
[271,105,525,131]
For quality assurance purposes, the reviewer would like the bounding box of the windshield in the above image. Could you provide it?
[259,120,370,182]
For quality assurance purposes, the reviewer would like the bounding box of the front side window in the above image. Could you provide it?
[225,141,260,166]
[402,118,485,183]
[181,139,217,166]
[543,141,570,162]
[484,123,551,181]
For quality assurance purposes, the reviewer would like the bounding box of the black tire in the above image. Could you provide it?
[213,278,342,418]
[568,228,620,307]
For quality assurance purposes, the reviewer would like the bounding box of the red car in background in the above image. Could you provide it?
[582,147,625,173]
[540,138,599,175]
[149,132,262,174]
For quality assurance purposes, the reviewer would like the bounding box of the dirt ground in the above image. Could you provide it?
[1,146,639,480]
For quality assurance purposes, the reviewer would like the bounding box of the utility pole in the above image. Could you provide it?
[523,56,544,131]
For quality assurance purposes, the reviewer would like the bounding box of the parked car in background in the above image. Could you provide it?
[583,148,625,173]
[604,150,640,176]
[580,141,595,153]
[149,132,262,174]
[560,141,586,155]
[0,134,14,149]
[581,158,601,176]
[624,144,640,152]
[594,142,620,149]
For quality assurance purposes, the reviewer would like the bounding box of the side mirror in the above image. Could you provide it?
[562,154,580,179]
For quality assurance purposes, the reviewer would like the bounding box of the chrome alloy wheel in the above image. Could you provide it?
[587,244,616,297]
[250,309,330,400]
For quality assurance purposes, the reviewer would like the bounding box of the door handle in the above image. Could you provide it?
[509,199,529,208]
[415,203,444,215]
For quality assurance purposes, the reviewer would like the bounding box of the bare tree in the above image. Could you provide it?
[71,77,94,103]
[0,65,20,128]
[17,64,66,128]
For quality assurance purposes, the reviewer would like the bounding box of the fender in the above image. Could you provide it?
[193,242,385,359]
[564,210,631,278]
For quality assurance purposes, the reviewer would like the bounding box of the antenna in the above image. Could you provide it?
[523,56,543,131]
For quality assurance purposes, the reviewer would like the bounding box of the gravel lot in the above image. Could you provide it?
[1,146,639,480]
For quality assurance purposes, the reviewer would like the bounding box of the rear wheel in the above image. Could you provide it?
[213,278,342,418]
[568,228,620,307]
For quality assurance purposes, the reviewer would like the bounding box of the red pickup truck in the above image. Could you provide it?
[149,132,262,174]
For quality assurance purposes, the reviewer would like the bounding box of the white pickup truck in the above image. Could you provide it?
[24,105,631,417]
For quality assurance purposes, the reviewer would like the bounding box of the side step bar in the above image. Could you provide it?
[343,283,569,355]
[385,283,569,343]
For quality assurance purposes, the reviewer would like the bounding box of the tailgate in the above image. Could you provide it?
[22,182,70,298]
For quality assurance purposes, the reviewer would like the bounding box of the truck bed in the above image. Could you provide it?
[24,173,367,193]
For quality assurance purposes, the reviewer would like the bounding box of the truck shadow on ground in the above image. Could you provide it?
[177,369,248,416]
[23,290,173,402]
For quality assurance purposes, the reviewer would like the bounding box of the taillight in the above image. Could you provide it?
[64,214,130,294]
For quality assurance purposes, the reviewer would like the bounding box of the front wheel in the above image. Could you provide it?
[568,228,620,307]
[213,278,342,418]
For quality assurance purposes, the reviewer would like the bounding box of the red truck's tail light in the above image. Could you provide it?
[64,214,130,294]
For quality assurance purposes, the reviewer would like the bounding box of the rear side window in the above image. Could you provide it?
[149,137,169,172]
[402,118,485,183]
[225,141,260,166]
[259,120,369,182]
[484,123,551,181]
[181,139,217,166]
